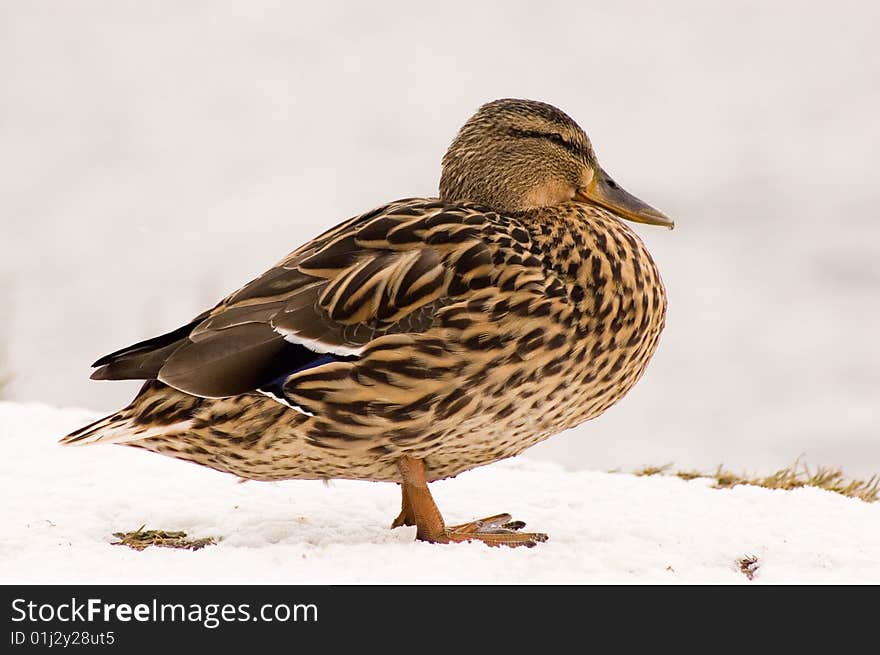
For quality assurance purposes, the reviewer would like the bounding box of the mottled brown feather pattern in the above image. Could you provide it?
[65,97,670,531]
[100,198,665,483]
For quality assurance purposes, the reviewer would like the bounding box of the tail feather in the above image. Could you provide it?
[60,411,191,447]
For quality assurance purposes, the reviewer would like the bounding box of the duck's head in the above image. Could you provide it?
[439,98,673,228]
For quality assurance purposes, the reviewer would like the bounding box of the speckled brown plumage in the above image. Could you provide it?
[63,98,671,546]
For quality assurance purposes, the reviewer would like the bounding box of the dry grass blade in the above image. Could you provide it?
[632,461,879,503]
[0,368,10,400]
[111,525,217,551]
[711,462,879,502]
[633,463,672,477]
[0,319,11,400]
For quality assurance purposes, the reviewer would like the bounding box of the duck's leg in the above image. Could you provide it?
[395,456,548,548]
[390,484,416,528]
[391,480,526,535]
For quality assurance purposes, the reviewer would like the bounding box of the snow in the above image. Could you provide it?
[2,402,878,584]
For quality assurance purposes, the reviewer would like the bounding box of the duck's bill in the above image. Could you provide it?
[576,168,674,229]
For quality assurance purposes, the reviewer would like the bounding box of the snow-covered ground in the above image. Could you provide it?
[2,402,878,584]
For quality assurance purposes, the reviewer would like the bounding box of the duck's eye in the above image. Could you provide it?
[508,128,578,154]
[543,132,582,155]
[545,133,568,147]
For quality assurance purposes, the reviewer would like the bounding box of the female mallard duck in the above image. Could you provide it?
[63,99,672,547]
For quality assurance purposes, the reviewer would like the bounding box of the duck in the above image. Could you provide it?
[62,98,672,547]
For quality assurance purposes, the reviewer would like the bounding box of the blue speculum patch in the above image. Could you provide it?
[257,350,357,409]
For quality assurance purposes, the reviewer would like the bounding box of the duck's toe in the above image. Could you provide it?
[444,513,548,548]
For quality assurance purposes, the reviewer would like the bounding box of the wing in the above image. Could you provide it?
[91,198,499,402]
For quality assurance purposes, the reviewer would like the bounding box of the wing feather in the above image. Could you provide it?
[89,199,522,405]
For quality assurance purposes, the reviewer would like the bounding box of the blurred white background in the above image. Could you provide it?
[2,1,878,475]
